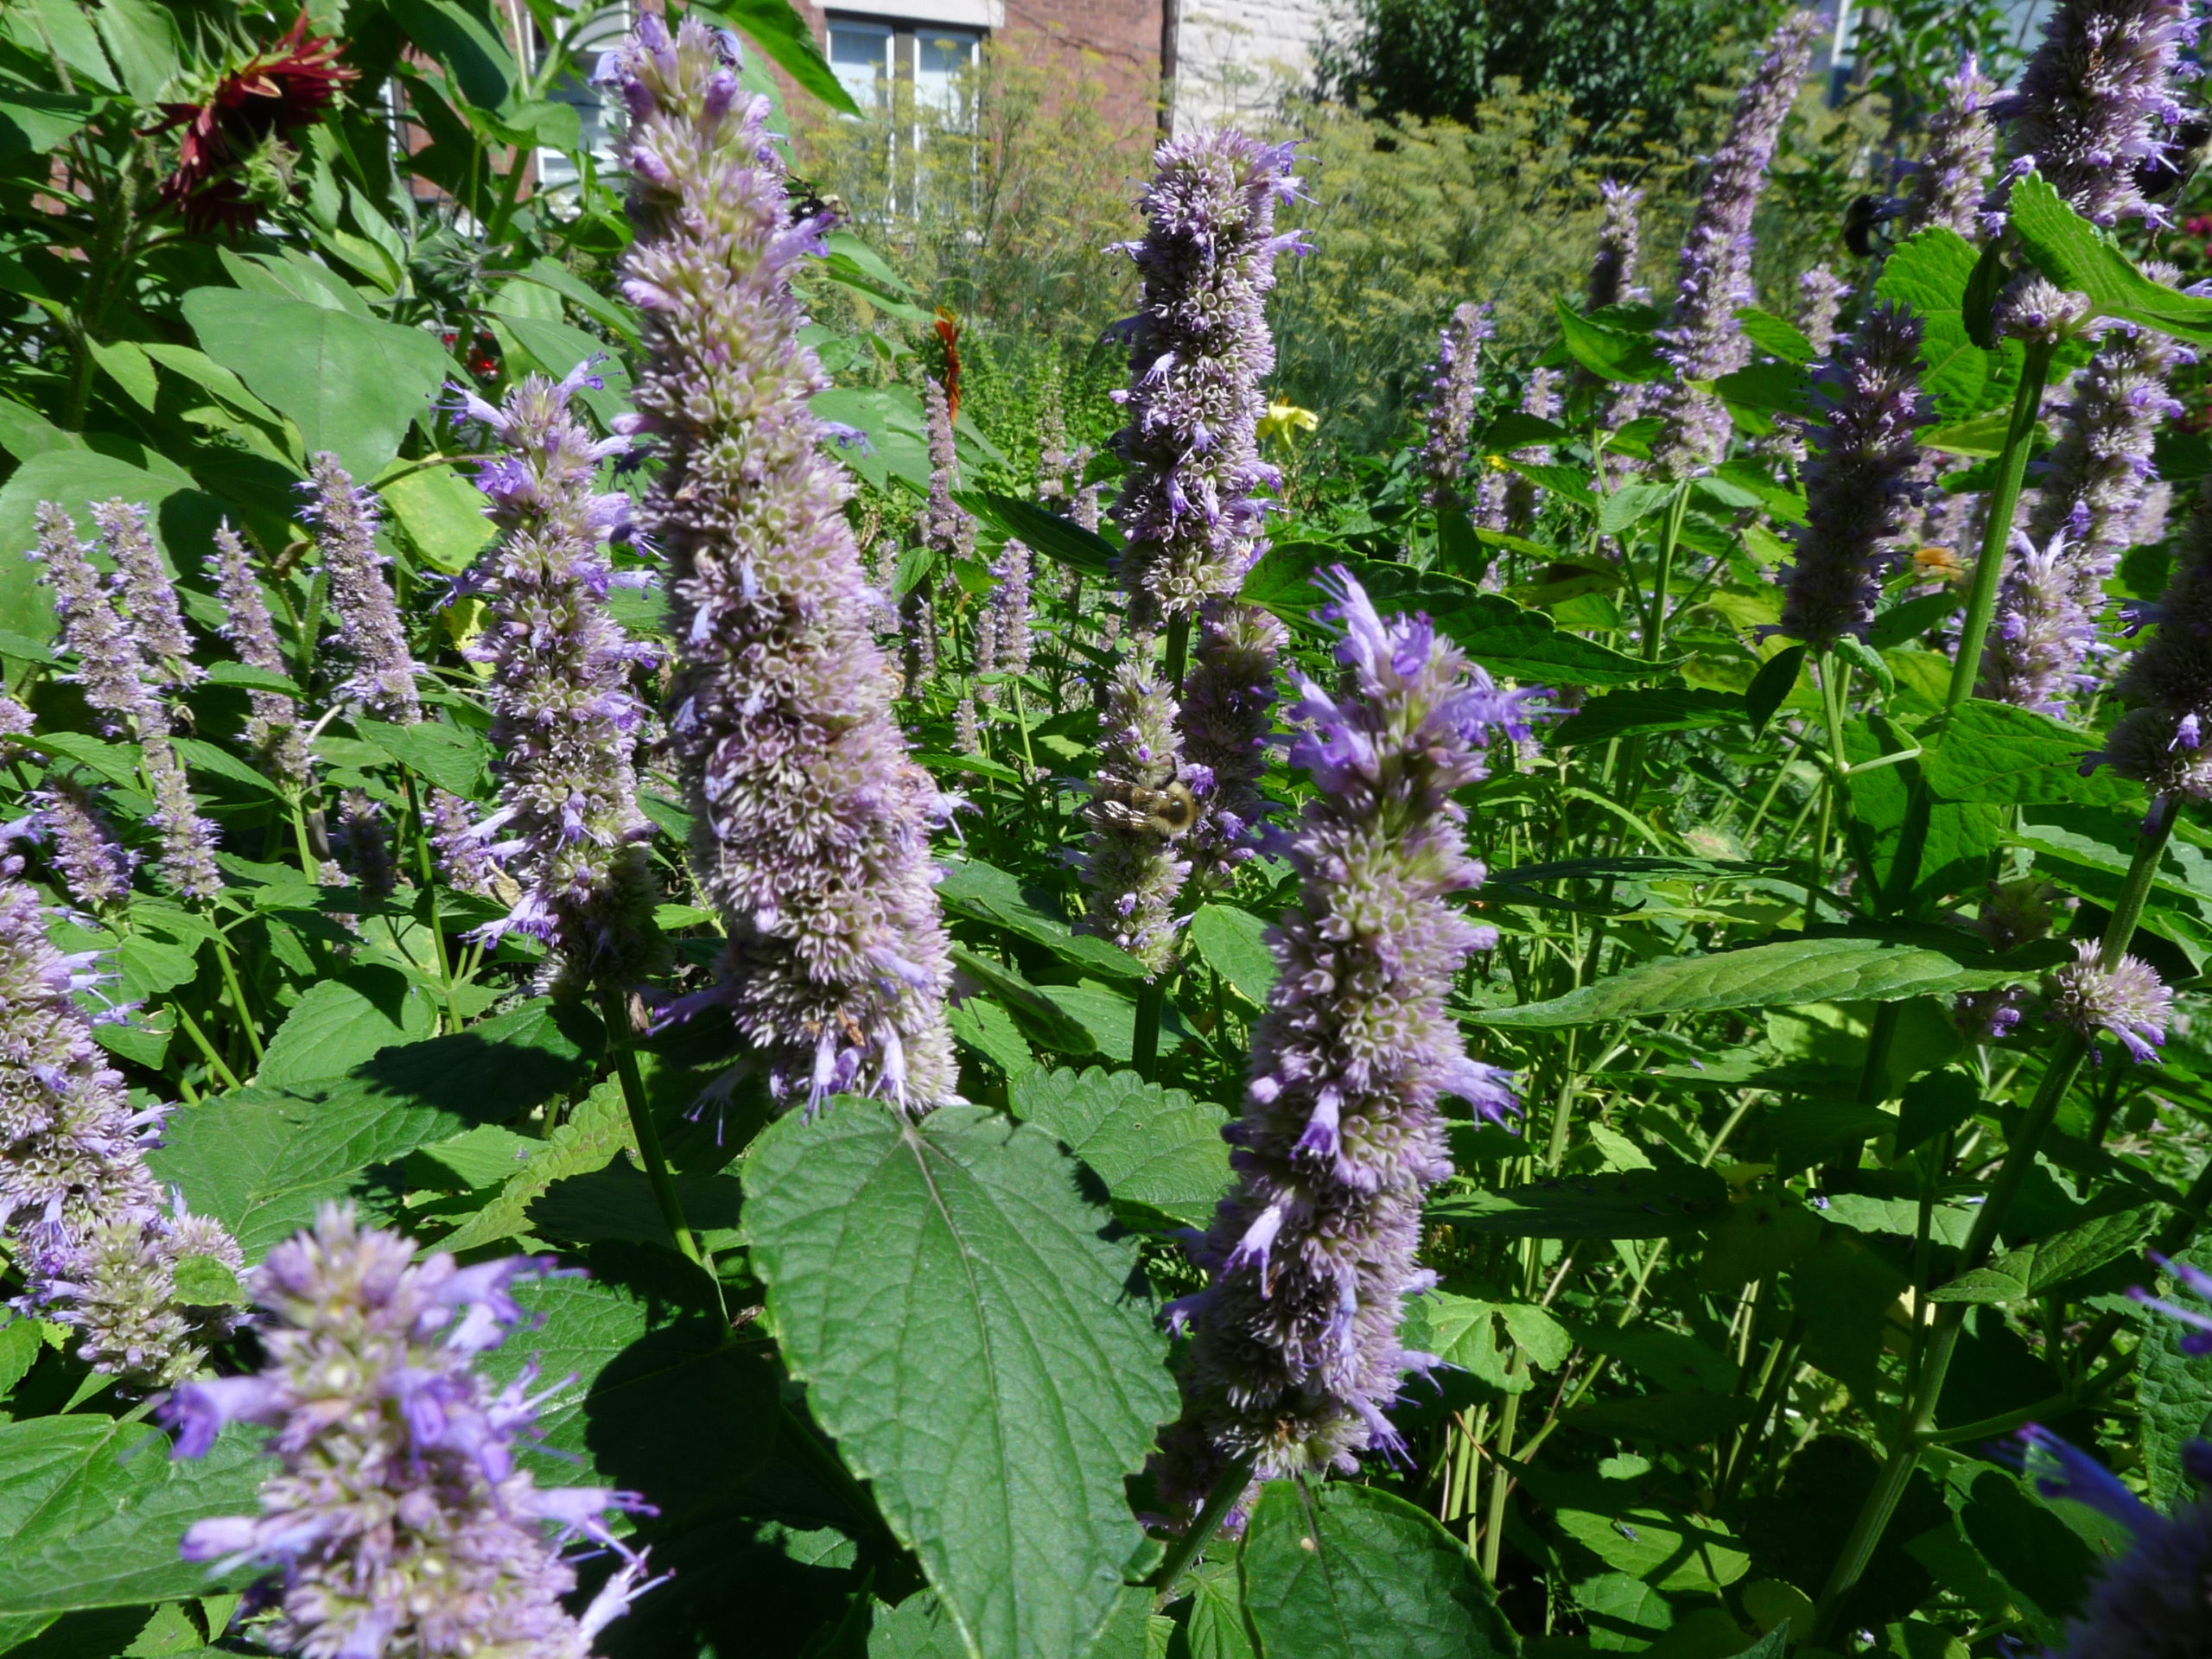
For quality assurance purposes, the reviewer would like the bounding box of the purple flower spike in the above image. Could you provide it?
[302,454,422,721]
[1986,0,2199,230]
[1149,567,1537,1516]
[208,524,316,794]
[2103,480,2212,798]
[90,499,200,687]
[36,777,135,911]
[1651,12,1821,477]
[32,503,156,734]
[1901,57,1999,238]
[1779,303,1936,646]
[453,368,663,996]
[1421,302,1493,513]
[1081,660,1193,976]
[1587,181,1644,310]
[0,854,242,1388]
[609,18,957,1112]
[1984,315,2185,713]
[1111,130,1301,630]
[1175,601,1287,890]
[2047,940,2171,1060]
[168,1205,655,1656]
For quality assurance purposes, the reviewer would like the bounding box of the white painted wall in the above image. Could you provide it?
[1171,0,1337,129]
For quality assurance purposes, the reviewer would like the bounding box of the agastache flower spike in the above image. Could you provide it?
[1985,0,2199,229]
[605,18,957,1111]
[36,778,135,911]
[168,1205,655,1658]
[1497,368,1561,535]
[1175,601,1287,889]
[32,503,156,734]
[1110,130,1301,630]
[1150,568,1539,1512]
[0,693,29,760]
[1985,317,2187,712]
[1778,303,1936,646]
[1420,302,1491,512]
[990,538,1033,681]
[1796,267,1852,360]
[1586,181,1644,309]
[2047,939,2171,1060]
[1081,659,1192,974]
[209,524,312,793]
[2098,478,2212,796]
[0,849,243,1389]
[1900,56,1999,238]
[303,453,422,721]
[91,499,200,685]
[1652,12,1821,477]
[448,367,664,995]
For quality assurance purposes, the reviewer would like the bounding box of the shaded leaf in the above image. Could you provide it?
[1007,1066,1231,1229]
[1427,1167,1728,1238]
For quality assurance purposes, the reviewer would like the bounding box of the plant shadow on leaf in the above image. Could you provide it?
[1739,1438,1946,1633]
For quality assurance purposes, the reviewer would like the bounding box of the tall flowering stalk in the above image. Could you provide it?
[605,18,957,1110]
[1796,267,1851,360]
[1985,0,2198,229]
[209,524,311,793]
[168,1205,652,1658]
[1983,319,2187,712]
[0,849,243,1389]
[1779,304,1936,646]
[1175,601,1287,889]
[1420,302,1491,512]
[1151,569,1538,1511]
[2104,480,2212,798]
[33,503,156,734]
[1109,130,1301,630]
[1586,181,1643,310]
[1901,57,1999,238]
[1081,664,1192,975]
[36,778,135,912]
[305,453,421,721]
[92,500,199,686]
[1489,368,1561,536]
[447,364,662,995]
[989,538,1033,680]
[1652,12,1820,477]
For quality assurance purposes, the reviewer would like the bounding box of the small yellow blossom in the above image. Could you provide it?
[1258,400,1319,445]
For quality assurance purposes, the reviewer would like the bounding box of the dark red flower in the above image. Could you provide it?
[933,307,962,425]
[147,13,356,235]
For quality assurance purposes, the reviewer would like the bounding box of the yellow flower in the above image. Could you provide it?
[1257,399,1319,445]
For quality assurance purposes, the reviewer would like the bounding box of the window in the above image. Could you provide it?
[536,2,632,195]
[913,27,981,127]
[829,18,896,114]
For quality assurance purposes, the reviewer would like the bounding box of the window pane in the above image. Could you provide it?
[914,29,977,121]
[538,2,632,191]
[829,22,893,111]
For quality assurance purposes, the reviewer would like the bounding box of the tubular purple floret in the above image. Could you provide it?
[1149,568,1538,1514]
[1110,130,1302,629]
[1587,181,1644,310]
[90,499,200,685]
[32,503,157,734]
[1421,302,1492,512]
[1777,302,1936,646]
[1651,11,1821,477]
[606,18,957,1111]
[168,1205,655,1657]
[1984,0,2201,230]
[303,454,423,721]
[1901,56,1999,238]
[35,778,135,911]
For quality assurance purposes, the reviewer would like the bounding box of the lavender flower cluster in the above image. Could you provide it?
[1652,12,1820,476]
[169,1205,652,1657]
[1110,130,1303,628]
[209,524,313,794]
[1174,600,1287,889]
[0,850,241,1389]
[448,362,663,995]
[1586,181,1643,310]
[1778,303,1936,646]
[1419,302,1491,512]
[304,454,422,721]
[1152,568,1539,1510]
[1901,56,1998,238]
[604,17,957,1111]
[2105,479,2212,798]
[1080,662,1193,976]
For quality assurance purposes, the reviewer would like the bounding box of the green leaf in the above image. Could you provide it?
[937,857,1146,982]
[181,289,453,481]
[0,89,91,160]
[382,465,497,574]
[1791,1231,1910,1398]
[745,1101,1179,1659]
[203,660,300,696]
[441,1078,635,1252]
[352,716,492,798]
[2136,1249,2212,1507]
[1875,228,2017,419]
[1489,855,1789,887]
[1745,646,1805,732]
[1006,1066,1231,1228]
[390,0,514,105]
[1869,591,1963,651]
[1598,482,1676,537]
[957,492,1116,578]
[1929,1205,2159,1302]
[1429,1166,1728,1238]
[169,1254,245,1308]
[1185,904,1277,1007]
[1340,560,1670,689]
[1567,1391,1754,1446]
[530,1160,746,1252]
[1895,1066,1980,1155]
[950,946,1104,1057]
[0,452,215,653]
[1555,298,1664,383]
[1922,699,2138,806]
[2010,172,2212,342]
[696,0,861,114]
[0,1419,270,1615]
[1551,688,1747,747]
[949,995,1039,1080]
[1958,1469,2096,1630]
[1538,1484,1751,1592]
[1181,1559,1256,1659]
[1471,933,2037,1028]
[1734,306,1816,365]
[256,966,440,1088]
[1240,1481,1510,1659]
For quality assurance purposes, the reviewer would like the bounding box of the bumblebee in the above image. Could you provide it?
[1086,779,1199,841]
[2139,117,2212,205]
[1842,193,1900,257]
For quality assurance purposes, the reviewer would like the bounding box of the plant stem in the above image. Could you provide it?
[1945,339,2056,713]
[213,937,266,1065]
[594,984,726,1318]
[399,770,461,1030]
[173,1005,243,1093]
[1643,486,1691,664]
[1151,1452,1257,1606]
[1808,795,2177,1640]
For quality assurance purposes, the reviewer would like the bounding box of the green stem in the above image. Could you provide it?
[1808,797,2178,1641]
[1151,1452,1258,1606]
[400,771,461,1029]
[173,1005,243,1093]
[1946,340,2056,713]
[595,985,726,1315]
[1643,486,1691,664]
[213,938,266,1065]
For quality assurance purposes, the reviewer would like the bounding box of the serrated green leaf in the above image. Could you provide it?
[203,659,300,696]
[1007,1066,1231,1228]
[1428,1166,1728,1238]
[0,1419,270,1616]
[2010,172,2212,342]
[352,717,491,799]
[1180,1558,1255,1659]
[948,995,1038,1079]
[957,492,1115,578]
[745,1102,1178,1659]
[440,1079,634,1252]
[2136,1248,2212,1507]
[168,1254,244,1308]
[938,856,1146,982]
[1343,559,1670,689]
[1544,1490,1749,1592]
[1185,905,1277,1007]
[255,967,440,1088]
[1930,1204,2159,1302]
[1241,1480,1510,1659]
[1551,688,1747,747]
[1734,306,1816,365]
[1921,701,2140,806]
[1875,228,2018,419]
[1554,298,1664,383]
